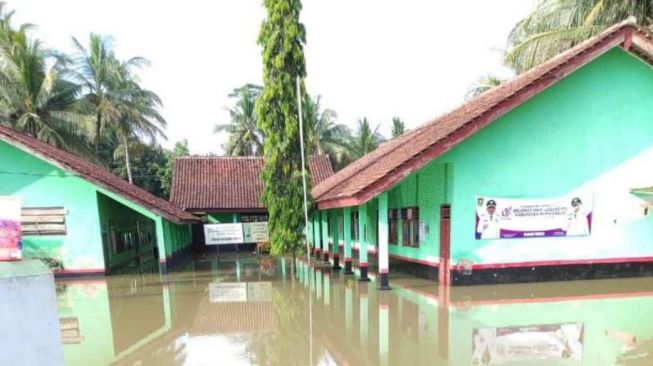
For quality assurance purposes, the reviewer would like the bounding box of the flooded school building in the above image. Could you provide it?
[0,124,199,276]
[309,22,653,287]
[4,18,653,366]
[3,22,653,291]
[169,155,333,250]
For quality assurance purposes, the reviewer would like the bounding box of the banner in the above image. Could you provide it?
[475,195,593,240]
[0,196,22,261]
[208,281,272,303]
[471,322,584,365]
[243,222,269,243]
[204,223,244,245]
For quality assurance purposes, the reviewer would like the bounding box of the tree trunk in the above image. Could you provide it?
[124,138,133,184]
[95,111,102,152]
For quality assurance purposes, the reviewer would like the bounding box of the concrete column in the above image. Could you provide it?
[379,294,390,366]
[358,203,369,281]
[236,257,241,282]
[316,268,322,299]
[377,192,391,290]
[307,220,312,247]
[321,210,330,263]
[438,284,451,360]
[323,270,330,305]
[314,215,322,259]
[281,257,287,280]
[332,210,341,270]
[343,206,354,274]
[345,282,353,334]
[359,283,369,349]
[155,217,168,274]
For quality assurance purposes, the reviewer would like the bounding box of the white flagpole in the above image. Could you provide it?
[297,75,313,366]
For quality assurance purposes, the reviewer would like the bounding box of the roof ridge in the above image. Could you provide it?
[170,153,334,210]
[312,125,429,199]
[313,21,646,208]
[0,124,198,223]
[176,154,326,160]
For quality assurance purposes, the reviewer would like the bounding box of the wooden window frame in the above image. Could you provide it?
[401,207,420,248]
[351,211,359,241]
[388,209,398,245]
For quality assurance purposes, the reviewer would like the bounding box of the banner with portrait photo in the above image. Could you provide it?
[471,322,584,365]
[0,196,22,261]
[475,195,593,240]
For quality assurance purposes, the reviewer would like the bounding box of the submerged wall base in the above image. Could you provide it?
[450,261,653,286]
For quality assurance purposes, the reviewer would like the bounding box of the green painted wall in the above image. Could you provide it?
[0,139,192,273]
[386,162,447,264]
[0,140,104,270]
[97,193,157,273]
[58,282,114,366]
[321,47,653,268]
[441,48,653,265]
[207,213,237,223]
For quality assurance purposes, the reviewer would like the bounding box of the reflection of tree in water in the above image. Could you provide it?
[245,278,324,365]
[617,339,653,366]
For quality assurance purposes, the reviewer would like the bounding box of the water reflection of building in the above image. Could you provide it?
[193,281,274,334]
[56,274,191,366]
[296,261,653,366]
[57,258,653,365]
[57,258,281,366]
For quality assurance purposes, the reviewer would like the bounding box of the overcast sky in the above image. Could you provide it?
[12,0,537,154]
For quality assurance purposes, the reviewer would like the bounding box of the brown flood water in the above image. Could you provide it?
[57,254,653,366]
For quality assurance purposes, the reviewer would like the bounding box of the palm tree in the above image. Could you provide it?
[73,33,138,152]
[349,117,385,159]
[0,4,91,153]
[505,1,652,73]
[466,74,505,99]
[391,116,405,138]
[303,95,351,169]
[110,61,167,183]
[215,84,264,156]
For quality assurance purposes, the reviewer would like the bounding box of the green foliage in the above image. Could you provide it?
[303,94,351,170]
[158,139,190,199]
[391,116,405,138]
[466,74,505,99]
[349,117,385,159]
[0,4,92,156]
[215,84,264,156]
[0,3,174,198]
[257,0,310,256]
[111,141,167,197]
[506,0,652,73]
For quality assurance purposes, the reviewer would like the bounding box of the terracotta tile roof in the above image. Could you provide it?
[191,297,274,334]
[0,125,199,224]
[313,20,652,209]
[170,155,334,211]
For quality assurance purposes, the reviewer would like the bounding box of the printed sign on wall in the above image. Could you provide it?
[471,322,584,365]
[475,195,593,240]
[204,223,244,245]
[0,196,22,261]
[243,222,269,243]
